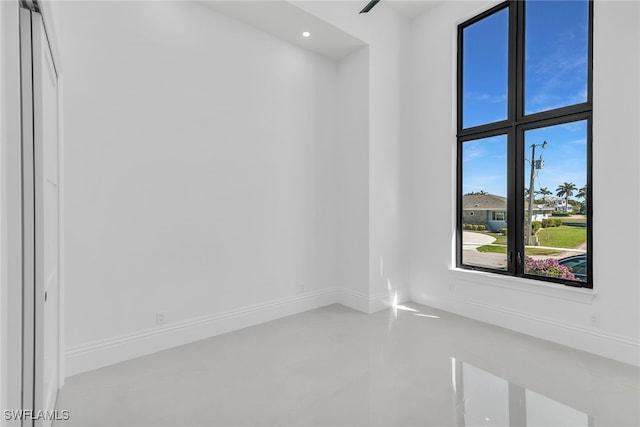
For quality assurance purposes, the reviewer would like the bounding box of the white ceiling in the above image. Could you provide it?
[383,0,441,20]
[201,1,441,60]
[201,1,367,60]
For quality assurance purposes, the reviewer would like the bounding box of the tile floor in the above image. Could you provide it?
[54,303,639,426]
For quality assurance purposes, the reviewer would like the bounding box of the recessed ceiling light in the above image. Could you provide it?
[302,31,311,38]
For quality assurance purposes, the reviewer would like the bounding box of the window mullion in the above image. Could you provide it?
[512,0,526,276]
[508,1,518,124]
[513,126,525,276]
[515,0,525,122]
[507,127,519,275]
[506,1,520,275]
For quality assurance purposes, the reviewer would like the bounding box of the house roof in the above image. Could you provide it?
[463,194,556,211]
[463,194,507,211]
[534,205,555,211]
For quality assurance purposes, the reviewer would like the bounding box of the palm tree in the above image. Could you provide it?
[576,185,587,201]
[536,187,552,201]
[576,185,587,214]
[556,182,577,212]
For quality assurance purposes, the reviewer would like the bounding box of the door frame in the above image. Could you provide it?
[19,1,63,425]
[20,5,36,419]
[1,1,27,423]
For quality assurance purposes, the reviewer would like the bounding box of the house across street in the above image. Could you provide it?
[462,193,555,232]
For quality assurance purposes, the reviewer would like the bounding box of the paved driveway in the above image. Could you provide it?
[462,232,507,268]
[462,231,496,249]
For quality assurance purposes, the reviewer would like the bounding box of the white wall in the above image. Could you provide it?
[293,1,413,311]
[408,0,640,366]
[55,1,345,374]
[57,0,417,374]
[314,45,370,303]
[335,46,370,298]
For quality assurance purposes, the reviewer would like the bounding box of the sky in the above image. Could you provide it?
[462,121,587,197]
[461,0,589,198]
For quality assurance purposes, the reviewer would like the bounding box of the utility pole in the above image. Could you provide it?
[526,141,547,245]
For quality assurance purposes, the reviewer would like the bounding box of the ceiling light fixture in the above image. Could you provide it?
[302,31,311,38]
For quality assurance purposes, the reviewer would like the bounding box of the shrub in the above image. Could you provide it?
[463,224,473,230]
[552,212,570,217]
[524,257,576,280]
[498,228,508,236]
[531,221,541,234]
[542,218,562,228]
[476,224,486,231]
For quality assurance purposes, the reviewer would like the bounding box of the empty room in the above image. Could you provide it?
[1,0,639,426]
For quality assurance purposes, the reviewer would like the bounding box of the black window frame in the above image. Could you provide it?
[456,0,594,289]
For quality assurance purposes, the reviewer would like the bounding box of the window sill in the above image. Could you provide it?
[449,268,597,304]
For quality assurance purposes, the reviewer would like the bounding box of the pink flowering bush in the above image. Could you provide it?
[524,257,576,280]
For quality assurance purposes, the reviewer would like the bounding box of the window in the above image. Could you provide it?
[457,1,592,288]
[492,211,506,222]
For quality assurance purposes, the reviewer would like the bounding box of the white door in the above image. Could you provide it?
[20,6,61,426]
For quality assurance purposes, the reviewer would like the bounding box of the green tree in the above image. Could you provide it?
[556,182,577,212]
[536,187,552,198]
[576,185,587,200]
[535,187,552,203]
[576,185,587,214]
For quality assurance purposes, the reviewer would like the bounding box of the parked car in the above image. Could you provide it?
[558,254,587,281]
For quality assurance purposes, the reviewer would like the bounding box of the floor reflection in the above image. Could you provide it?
[55,302,639,426]
[453,359,593,427]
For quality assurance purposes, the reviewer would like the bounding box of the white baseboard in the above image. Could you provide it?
[66,286,413,376]
[412,293,640,367]
[336,287,410,314]
[65,288,337,376]
[334,288,372,313]
[69,285,636,378]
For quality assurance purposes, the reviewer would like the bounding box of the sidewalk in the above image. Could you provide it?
[462,231,497,249]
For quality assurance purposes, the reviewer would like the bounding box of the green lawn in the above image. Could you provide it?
[525,247,559,256]
[478,244,558,256]
[536,226,586,248]
[475,232,507,254]
[477,245,508,254]
[475,226,585,255]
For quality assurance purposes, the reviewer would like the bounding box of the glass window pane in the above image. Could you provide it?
[525,0,589,115]
[462,135,508,270]
[462,7,509,128]
[523,120,588,283]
